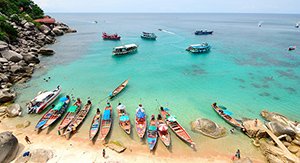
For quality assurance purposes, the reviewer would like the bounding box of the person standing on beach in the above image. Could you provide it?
[235,149,241,159]
[255,119,258,127]
[102,149,106,158]
[25,136,31,144]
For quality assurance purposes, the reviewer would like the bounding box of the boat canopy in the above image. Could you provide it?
[59,96,68,102]
[103,110,111,120]
[190,44,209,48]
[53,101,64,110]
[167,115,177,122]
[120,115,129,122]
[149,125,157,131]
[114,44,137,50]
[136,109,145,118]
[223,110,233,116]
[67,105,78,112]
[35,91,53,102]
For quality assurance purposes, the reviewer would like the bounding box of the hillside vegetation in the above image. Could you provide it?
[0,0,44,42]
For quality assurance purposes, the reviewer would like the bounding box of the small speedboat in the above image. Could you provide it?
[288,46,296,51]
[141,32,157,40]
[295,22,299,28]
[195,30,213,35]
[27,86,61,114]
[186,43,211,53]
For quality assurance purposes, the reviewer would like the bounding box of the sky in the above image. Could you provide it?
[33,0,300,14]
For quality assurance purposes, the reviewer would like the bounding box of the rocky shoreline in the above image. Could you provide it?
[0,13,76,116]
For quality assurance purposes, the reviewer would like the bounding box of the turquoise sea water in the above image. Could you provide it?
[12,13,300,157]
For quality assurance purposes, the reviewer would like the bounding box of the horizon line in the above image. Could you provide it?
[45,12,300,15]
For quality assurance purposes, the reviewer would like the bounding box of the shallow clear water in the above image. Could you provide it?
[12,13,300,158]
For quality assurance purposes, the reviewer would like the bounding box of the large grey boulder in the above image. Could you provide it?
[23,53,40,64]
[0,41,8,51]
[52,27,64,36]
[191,118,226,139]
[0,89,15,103]
[261,110,300,136]
[38,48,55,56]
[0,131,19,163]
[6,104,21,117]
[10,64,25,73]
[39,25,51,34]
[0,57,8,63]
[0,73,9,83]
[0,50,23,62]
[24,22,35,29]
[266,121,296,137]
[242,119,267,138]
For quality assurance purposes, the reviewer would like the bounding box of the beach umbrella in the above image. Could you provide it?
[158,124,168,131]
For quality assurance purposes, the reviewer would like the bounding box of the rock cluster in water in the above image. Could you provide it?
[254,110,300,162]
[0,131,19,163]
[0,13,76,114]
[191,118,227,139]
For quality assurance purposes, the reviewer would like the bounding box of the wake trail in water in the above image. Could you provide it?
[159,29,176,35]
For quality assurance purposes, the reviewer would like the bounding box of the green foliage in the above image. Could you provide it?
[0,0,44,19]
[0,0,44,42]
[0,16,18,42]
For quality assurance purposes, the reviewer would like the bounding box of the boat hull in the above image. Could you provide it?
[89,113,101,140]
[27,86,61,114]
[99,105,112,141]
[211,103,244,130]
[160,110,194,146]
[41,101,69,130]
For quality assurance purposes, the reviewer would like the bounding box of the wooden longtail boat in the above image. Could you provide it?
[35,96,70,131]
[117,103,131,134]
[135,104,147,139]
[109,80,128,99]
[99,103,113,141]
[211,103,244,130]
[160,107,195,148]
[27,86,61,114]
[157,114,171,147]
[57,98,82,135]
[63,100,92,139]
[147,115,158,151]
[89,108,101,140]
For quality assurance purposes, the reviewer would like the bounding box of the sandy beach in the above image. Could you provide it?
[0,117,266,163]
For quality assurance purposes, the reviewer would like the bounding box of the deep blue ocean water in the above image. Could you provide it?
[12,13,300,158]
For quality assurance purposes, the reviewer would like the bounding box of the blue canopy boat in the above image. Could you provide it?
[186,43,211,53]
[147,115,158,151]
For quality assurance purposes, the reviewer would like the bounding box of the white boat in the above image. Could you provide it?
[27,86,61,114]
[186,43,211,53]
[141,32,157,40]
[112,44,138,56]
